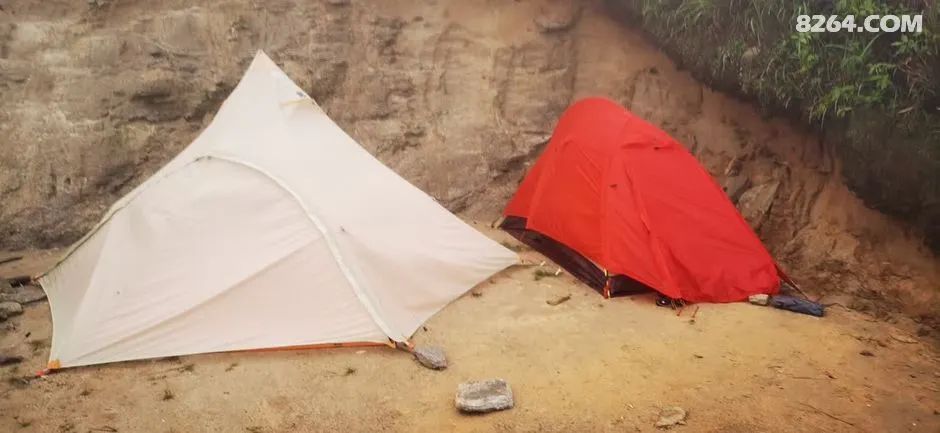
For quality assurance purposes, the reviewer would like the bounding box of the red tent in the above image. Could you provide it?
[501,97,786,303]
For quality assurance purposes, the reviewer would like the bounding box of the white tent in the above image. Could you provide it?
[38,51,517,369]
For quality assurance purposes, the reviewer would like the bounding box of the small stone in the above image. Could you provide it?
[655,406,688,428]
[748,294,770,306]
[325,0,350,5]
[414,346,447,370]
[455,379,514,413]
[0,301,23,320]
[859,350,875,357]
[546,294,571,306]
[0,355,23,366]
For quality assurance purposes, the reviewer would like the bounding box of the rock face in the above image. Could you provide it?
[1,1,938,326]
[0,0,584,249]
[413,346,447,370]
[455,379,514,413]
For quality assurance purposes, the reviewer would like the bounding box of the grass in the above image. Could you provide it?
[626,0,939,122]
[614,0,940,250]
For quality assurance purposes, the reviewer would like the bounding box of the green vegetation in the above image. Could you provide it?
[610,0,940,249]
[623,0,938,123]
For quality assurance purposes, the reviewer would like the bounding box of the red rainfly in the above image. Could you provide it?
[502,97,784,303]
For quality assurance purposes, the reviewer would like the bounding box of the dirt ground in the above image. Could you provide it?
[3,0,939,322]
[2,0,940,431]
[1,226,938,433]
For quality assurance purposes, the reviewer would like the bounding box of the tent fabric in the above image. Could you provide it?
[39,51,518,369]
[503,97,781,303]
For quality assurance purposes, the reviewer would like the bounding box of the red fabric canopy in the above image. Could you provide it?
[504,97,782,302]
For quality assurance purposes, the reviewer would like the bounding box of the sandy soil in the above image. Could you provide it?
[1,1,939,431]
[1,227,938,433]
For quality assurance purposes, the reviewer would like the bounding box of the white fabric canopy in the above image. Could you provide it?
[39,51,517,369]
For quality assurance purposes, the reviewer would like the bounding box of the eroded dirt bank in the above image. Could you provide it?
[2,0,938,326]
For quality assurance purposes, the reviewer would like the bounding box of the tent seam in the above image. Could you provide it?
[618,143,683,300]
[42,222,113,366]
[206,153,404,342]
[37,157,211,279]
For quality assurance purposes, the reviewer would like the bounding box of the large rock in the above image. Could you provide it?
[721,175,750,204]
[455,379,514,413]
[737,181,780,230]
[655,406,688,428]
[0,285,47,304]
[413,346,448,370]
[0,301,23,320]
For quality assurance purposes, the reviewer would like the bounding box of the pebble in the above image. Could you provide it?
[546,294,571,306]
